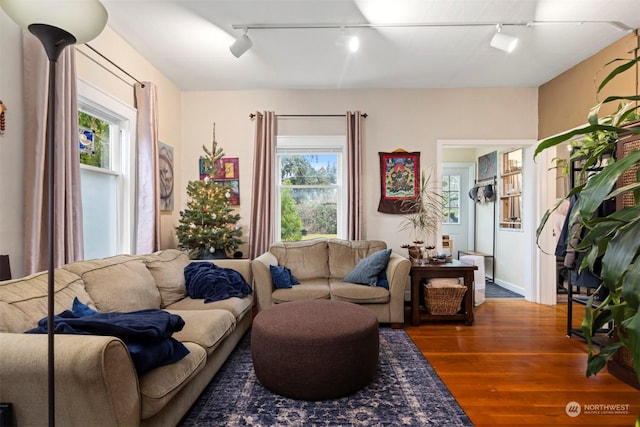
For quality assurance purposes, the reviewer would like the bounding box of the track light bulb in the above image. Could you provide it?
[348,35,360,52]
[230,30,252,58]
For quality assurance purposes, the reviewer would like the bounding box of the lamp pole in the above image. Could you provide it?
[27,25,76,426]
[0,2,108,425]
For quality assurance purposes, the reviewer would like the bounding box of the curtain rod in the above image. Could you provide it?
[249,113,368,120]
[82,44,145,88]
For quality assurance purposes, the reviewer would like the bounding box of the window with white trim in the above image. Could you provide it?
[442,174,461,224]
[275,136,347,241]
[78,80,136,258]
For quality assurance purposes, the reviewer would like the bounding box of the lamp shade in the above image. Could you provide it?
[0,0,108,43]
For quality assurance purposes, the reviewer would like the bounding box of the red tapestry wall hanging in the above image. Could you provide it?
[377,150,420,214]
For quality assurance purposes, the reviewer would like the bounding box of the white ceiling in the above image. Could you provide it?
[101,0,640,91]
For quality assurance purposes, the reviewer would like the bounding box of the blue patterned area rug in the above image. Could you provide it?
[182,328,472,426]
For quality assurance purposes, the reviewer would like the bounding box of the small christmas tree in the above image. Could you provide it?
[176,124,242,259]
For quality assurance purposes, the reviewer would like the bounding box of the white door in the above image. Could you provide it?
[442,164,474,258]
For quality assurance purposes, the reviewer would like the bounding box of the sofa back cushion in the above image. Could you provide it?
[63,256,161,312]
[328,239,387,279]
[269,239,329,280]
[142,249,190,308]
[0,269,93,333]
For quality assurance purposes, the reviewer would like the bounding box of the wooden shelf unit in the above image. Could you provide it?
[499,149,522,229]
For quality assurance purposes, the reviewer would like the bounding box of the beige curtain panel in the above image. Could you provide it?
[347,111,364,240]
[134,82,161,254]
[22,33,83,274]
[249,111,276,259]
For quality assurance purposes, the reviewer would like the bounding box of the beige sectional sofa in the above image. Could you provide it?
[251,239,411,327]
[0,249,252,427]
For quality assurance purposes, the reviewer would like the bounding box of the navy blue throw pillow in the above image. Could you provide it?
[343,248,392,287]
[72,297,97,317]
[270,265,300,289]
[377,270,389,290]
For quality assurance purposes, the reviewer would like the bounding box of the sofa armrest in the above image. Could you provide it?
[251,252,278,311]
[0,333,140,427]
[386,253,412,324]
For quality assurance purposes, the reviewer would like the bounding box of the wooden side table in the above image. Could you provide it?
[410,259,477,326]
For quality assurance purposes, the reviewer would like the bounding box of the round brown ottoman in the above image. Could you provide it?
[251,299,379,400]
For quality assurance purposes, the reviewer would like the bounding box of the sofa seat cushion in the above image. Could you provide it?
[330,280,390,304]
[166,295,252,321]
[63,256,161,312]
[328,239,387,279]
[139,341,206,420]
[165,309,236,355]
[270,239,329,281]
[142,249,190,308]
[0,269,94,333]
[272,279,330,303]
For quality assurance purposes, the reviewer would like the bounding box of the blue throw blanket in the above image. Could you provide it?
[184,262,252,303]
[26,309,189,375]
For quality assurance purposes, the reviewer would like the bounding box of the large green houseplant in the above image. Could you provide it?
[399,171,444,262]
[535,57,640,391]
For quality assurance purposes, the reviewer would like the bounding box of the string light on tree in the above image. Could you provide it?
[176,123,242,259]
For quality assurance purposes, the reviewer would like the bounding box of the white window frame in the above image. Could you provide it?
[77,79,136,256]
[275,135,347,241]
[442,173,461,225]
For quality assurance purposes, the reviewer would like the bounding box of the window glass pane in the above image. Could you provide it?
[80,168,118,258]
[445,208,459,223]
[280,154,337,185]
[79,111,110,169]
[449,175,460,191]
[442,174,461,225]
[280,187,337,240]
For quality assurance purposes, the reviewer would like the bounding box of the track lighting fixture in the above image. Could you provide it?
[229,20,631,56]
[230,27,252,58]
[490,24,518,53]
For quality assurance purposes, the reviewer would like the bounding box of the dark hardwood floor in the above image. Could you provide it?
[404,300,640,426]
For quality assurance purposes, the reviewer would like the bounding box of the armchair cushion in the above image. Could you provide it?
[343,249,392,287]
[328,239,387,278]
[270,239,329,280]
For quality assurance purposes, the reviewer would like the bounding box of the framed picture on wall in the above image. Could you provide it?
[158,142,174,211]
[377,150,420,214]
[478,151,497,181]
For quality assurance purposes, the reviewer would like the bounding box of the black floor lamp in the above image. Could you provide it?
[0,1,107,425]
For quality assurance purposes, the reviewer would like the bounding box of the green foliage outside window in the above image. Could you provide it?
[280,187,302,241]
[279,154,338,241]
[78,111,110,168]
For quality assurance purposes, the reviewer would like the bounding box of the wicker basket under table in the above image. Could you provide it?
[423,284,467,315]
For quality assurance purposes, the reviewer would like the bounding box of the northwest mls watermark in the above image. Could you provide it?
[565,401,630,417]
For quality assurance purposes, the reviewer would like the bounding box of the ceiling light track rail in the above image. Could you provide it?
[232,20,632,31]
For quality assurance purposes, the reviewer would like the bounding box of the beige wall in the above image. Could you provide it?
[181,89,538,259]
[538,32,639,140]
